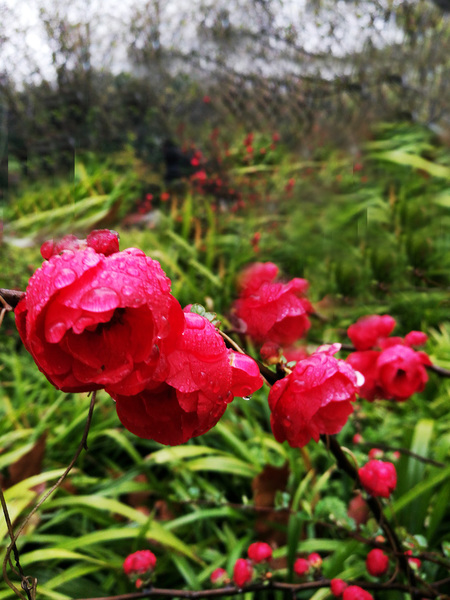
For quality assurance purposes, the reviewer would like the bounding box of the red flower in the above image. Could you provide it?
[268,345,357,448]
[330,579,348,597]
[233,558,253,587]
[358,460,397,498]
[346,350,383,401]
[247,542,272,563]
[366,548,389,576]
[377,344,429,401]
[123,550,157,576]
[234,262,312,346]
[347,315,396,351]
[113,312,262,445]
[160,192,170,201]
[15,232,184,395]
[293,558,310,576]
[343,586,374,600]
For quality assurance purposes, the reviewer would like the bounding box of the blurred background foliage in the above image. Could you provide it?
[1,0,450,598]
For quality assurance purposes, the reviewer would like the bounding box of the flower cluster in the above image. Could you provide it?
[15,231,263,445]
[293,552,323,577]
[233,262,312,347]
[330,581,374,600]
[346,315,431,401]
[268,344,359,448]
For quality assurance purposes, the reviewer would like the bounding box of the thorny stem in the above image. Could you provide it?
[1,391,97,600]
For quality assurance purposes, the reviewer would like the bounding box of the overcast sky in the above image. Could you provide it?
[1,0,406,84]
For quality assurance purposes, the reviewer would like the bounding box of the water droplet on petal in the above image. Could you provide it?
[46,321,67,343]
[53,268,77,289]
[80,287,120,312]
[126,266,140,277]
[292,379,305,390]
[82,251,101,268]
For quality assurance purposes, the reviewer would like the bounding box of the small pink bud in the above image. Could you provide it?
[343,585,374,600]
[307,552,322,569]
[366,548,389,576]
[405,550,421,570]
[123,550,157,576]
[293,557,310,576]
[247,542,273,563]
[331,578,348,597]
[358,460,397,498]
[233,558,253,587]
[352,433,364,444]
[368,448,384,460]
[210,567,228,585]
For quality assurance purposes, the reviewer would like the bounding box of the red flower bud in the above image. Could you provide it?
[248,542,273,563]
[343,585,374,600]
[330,578,348,597]
[347,315,396,351]
[233,558,253,587]
[210,567,228,585]
[123,550,156,576]
[366,548,389,576]
[358,460,397,498]
[307,552,322,568]
[293,557,310,576]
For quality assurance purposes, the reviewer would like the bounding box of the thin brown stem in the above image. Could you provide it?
[2,391,97,600]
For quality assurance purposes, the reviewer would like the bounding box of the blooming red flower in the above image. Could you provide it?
[210,567,228,585]
[377,344,430,401]
[233,558,253,587]
[123,550,157,576]
[293,557,310,576]
[330,579,348,597]
[247,542,272,563]
[366,548,389,576]
[234,262,312,346]
[268,345,357,448]
[358,460,397,498]
[343,586,374,600]
[346,350,383,401]
[347,315,396,351]
[15,231,184,395]
[113,312,262,445]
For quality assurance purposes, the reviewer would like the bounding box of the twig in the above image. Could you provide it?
[358,442,446,468]
[75,576,447,600]
[320,434,420,599]
[0,288,25,310]
[2,391,97,600]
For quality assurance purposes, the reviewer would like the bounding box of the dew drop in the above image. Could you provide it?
[82,251,101,268]
[292,379,305,390]
[46,321,67,343]
[126,266,140,277]
[242,396,251,401]
[80,287,120,312]
[61,250,75,261]
[53,268,77,290]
